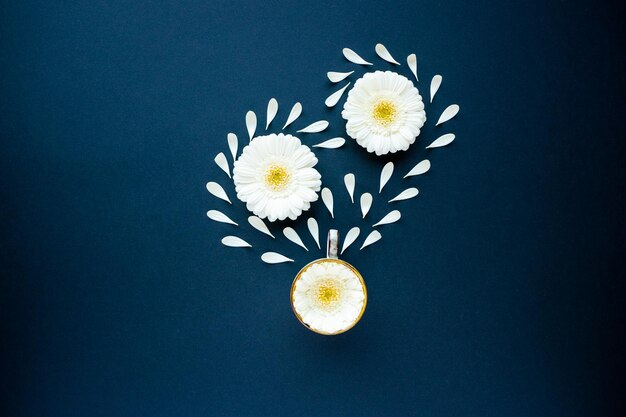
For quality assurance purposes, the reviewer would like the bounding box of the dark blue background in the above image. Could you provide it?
[1,1,624,416]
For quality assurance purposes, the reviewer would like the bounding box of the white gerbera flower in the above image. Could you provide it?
[233,133,321,222]
[291,259,367,335]
[342,70,426,156]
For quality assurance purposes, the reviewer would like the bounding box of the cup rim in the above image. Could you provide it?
[290,258,367,335]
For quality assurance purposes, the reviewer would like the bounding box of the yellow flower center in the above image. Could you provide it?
[264,164,291,191]
[372,100,397,127]
[314,279,342,309]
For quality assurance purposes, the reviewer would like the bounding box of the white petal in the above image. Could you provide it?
[342,48,373,65]
[246,110,257,140]
[327,70,354,83]
[404,159,431,178]
[388,188,419,203]
[283,227,308,251]
[266,98,278,129]
[430,75,442,103]
[206,182,231,203]
[307,217,320,249]
[261,252,294,264]
[379,162,394,193]
[373,210,401,227]
[321,187,334,218]
[426,133,455,149]
[297,120,329,134]
[248,216,274,238]
[207,210,238,226]
[375,43,400,65]
[360,230,382,250]
[313,137,345,149]
[283,102,302,129]
[360,193,373,218]
[325,82,350,107]
[227,133,238,161]
[436,104,460,126]
[221,236,251,248]
[407,54,418,81]
[344,173,355,203]
[214,152,230,178]
[341,227,360,254]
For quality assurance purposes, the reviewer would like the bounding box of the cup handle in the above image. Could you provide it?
[327,229,339,259]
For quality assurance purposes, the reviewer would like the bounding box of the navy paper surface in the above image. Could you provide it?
[1,1,624,416]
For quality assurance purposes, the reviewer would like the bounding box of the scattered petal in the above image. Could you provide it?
[426,133,455,149]
[307,217,320,249]
[321,187,334,218]
[360,230,382,250]
[297,120,329,134]
[261,252,294,264]
[313,137,345,149]
[221,236,251,248]
[266,98,278,130]
[327,70,354,83]
[430,75,442,103]
[246,110,257,140]
[214,152,230,178]
[388,188,419,203]
[341,227,360,254]
[404,159,431,178]
[342,48,373,65]
[360,193,373,218]
[248,216,274,238]
[344,173,355,203]
[375,43,400,65]
[325,82,351,107]
[373,210,402,227]
[283,227,308,251]
[283,102,302,129]
[206,182,231,204]
[227,133,238,161]
[436,104,460,126]
[207,210,238,226]
[407,54,418,81]
[379,162,394,193]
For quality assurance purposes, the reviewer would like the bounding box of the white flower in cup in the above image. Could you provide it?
[233,133,321,222]
[342,70,426,156]
[291,260,366,335]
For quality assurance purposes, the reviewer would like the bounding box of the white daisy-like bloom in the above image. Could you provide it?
[291,260,367,335]
[233,133,321,222]
[342,70,426,156]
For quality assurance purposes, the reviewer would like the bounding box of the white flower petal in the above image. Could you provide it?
[375,43,400,65]
[313,137,345,149]
[342,48,373,65]
[373,210,401,227]
[436,104,460,126]
[307,217,320,249]
[207,210,238,226]
[321,187,334,218]
[404,159,431,178]
[426,133,455,149]
[283,102,302,129]
[266,98,278,129]
[327,71,354,83]
[245,110,257,140]
[297,120,329,134]
[360,230,382,250]
[344,173,355,203]
[379,162,394,193]
[261,252,294,264]
[430,75,442,103]
[341,227,360,254]
[221,236,251,248]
